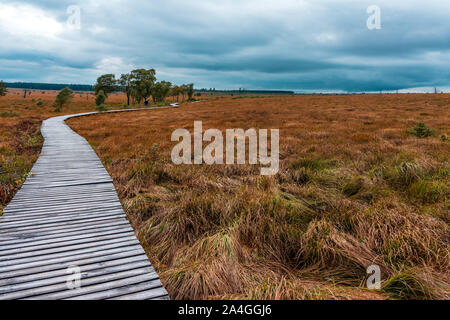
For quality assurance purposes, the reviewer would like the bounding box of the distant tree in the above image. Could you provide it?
[187,83,194,100]
[119,73,133,106]
[130,69,156,103]
[95,90,107,106]
[179,84,187,101]
[151,81,172,103]
[94,74,117,97]
[171,85,180,101]
[0,81,7,97]
[54,87,74,112]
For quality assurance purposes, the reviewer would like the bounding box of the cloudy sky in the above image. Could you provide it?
[1,0,449,92]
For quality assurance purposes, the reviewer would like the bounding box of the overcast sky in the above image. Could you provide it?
[1,0,449,92]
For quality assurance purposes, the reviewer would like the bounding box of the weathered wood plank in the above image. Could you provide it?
[0,248,146,281]
[0,261,152,295]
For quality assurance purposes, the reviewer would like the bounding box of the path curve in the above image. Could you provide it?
[0,107,176,300]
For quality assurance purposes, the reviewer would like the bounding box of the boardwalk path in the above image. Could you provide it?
[0,107,174,300]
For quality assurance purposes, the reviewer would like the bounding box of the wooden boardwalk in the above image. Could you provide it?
[0,108,173,300]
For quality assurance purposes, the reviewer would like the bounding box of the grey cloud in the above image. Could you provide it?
[1,0,450,92]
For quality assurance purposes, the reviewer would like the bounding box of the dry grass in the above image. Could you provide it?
[11,92,450,299]
[0,89,217,214]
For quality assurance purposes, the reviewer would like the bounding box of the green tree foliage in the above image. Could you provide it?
[119,73,133,106]
[130,69,156,103]
[171,85,180,101]
[179,84,187,101]
[0,81,7,96]
[54,87,74,112]
[187,83,194,100]
[95,90,107,106]
[94,74,117,96]
[151,81,172,103]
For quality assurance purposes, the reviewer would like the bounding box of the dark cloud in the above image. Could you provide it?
[1,0,449,92]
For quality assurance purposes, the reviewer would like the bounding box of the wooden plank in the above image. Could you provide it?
[0,210,126,230]
[74,278,164,300]
[2,268,158,300]
[111,286,169,300]
[0,261,152,295]
[0,231,136,256]
[1,202,123,220]
[0,244,143,274]
[0,220,129,243]
[0,216,128,235]
[0,223,132,247]
[0,248,146,281]
[0,235,138,262]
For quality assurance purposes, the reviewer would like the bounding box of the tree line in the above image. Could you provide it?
[94,69,194,107]
[3,82,93,91]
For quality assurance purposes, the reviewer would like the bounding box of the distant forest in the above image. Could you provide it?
[5,82,294,95]
[6,82,94,91]
[196,89,294,95]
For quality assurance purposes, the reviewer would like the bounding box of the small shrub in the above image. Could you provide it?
[95,90,107,106]
[0,111,20,117]
[407,122,436,138]
[54,87,74,112]
[154,101,170,107]
[96,104,108,112]
[36,99,44,106]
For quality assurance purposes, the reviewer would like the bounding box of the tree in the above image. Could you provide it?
[94,74,117,97]
[171,85,180,101]
[187,83,194,100]
[119,73,133,106]
[179,84,187,101]
[0,81,7,97]
[95,90,106,106]
[54,87,74,112]
[151,81,172,103]
[130,68,156,103]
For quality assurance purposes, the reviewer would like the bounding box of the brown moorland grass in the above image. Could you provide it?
[67,94,449,299]
[0,89,220,214]
[20,93,450,299]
